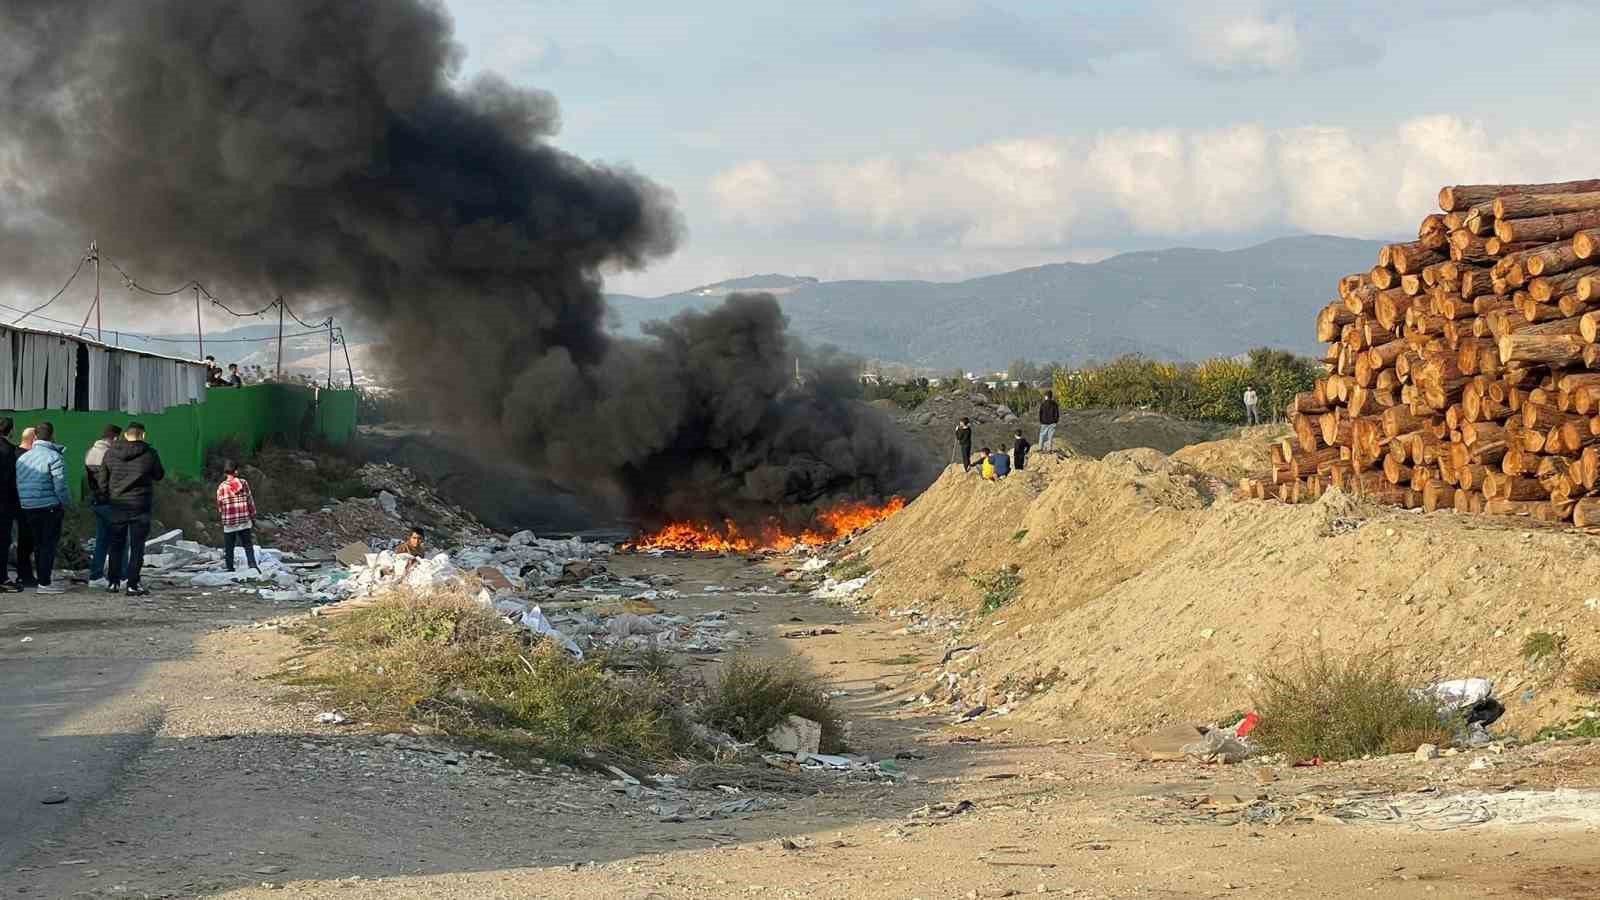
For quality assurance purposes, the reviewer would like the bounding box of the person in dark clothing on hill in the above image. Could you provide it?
[0,418,19,592]
[955,417,973,470]
[102,421,165,596]
[1038,390,1061,452]
[1012,429,1031,470]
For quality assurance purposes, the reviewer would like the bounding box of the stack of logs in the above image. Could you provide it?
[1243,178,1600,527]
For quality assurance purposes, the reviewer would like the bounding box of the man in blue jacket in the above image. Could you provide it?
[16,421,70,593]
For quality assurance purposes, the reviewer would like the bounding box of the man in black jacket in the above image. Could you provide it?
[1012,429,1031,471]
[101,421,165,596]
[0,418,19,591]
[1038,390,1061,452]
[955,417,973,470]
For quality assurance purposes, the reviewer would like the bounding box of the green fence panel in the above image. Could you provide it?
[1,384,358,500]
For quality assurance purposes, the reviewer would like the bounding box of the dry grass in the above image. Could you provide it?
[1250,650,1453,762]
[700,655,846,753]
[288,588,693,763]
[1570,658,1600,696]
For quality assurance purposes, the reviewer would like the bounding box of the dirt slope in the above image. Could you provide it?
[852,449,1600,738]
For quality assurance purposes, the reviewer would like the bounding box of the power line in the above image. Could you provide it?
[103,258,194,296]
[11,248,90,325]
[279,296,331,329]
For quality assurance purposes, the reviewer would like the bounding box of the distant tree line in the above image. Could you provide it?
[860,348,1319,424]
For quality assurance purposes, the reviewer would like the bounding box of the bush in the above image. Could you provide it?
[1250,651,1453,761]
[1052,348,1319,424]
[1522,631,1565,665]
[1570,658,1600,696]
[972,565,1023,613]
[700,655,846,753]
[831,556,871,582]
[290,590,691,762]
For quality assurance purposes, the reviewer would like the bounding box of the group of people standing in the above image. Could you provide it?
[0,418,166,595]
[954,390,1061,480]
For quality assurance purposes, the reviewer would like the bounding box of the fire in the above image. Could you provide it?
[628,497,906,553]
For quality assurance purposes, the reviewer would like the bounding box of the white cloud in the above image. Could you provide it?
[709,116,1598,251]
[1182,9,1302,75]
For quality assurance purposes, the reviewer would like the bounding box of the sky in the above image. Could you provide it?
[440,0,1600,296]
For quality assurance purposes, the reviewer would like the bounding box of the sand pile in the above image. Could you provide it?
[850,449,1600,738]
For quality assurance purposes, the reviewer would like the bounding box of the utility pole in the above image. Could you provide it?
[338,327,354,389]
[92,241,101,341]
[326,318,335,388]
[78,241,102,340]
[275,296,284,381]
[193,283,204,363]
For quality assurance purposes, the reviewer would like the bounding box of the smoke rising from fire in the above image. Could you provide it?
[0,0,928,526]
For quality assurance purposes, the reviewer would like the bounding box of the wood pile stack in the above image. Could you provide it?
[1241,178,1600,526]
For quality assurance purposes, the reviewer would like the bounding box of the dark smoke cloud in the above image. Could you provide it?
[0,0,929,526]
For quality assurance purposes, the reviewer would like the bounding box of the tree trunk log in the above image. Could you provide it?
[1496,208,1600,245]
[1494,191,1600,220]
[1440,180,1600,212]
[1529,266,1600,302]
[1524,243,1584,277]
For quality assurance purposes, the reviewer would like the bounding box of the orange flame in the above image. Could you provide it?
[627,497,906,553]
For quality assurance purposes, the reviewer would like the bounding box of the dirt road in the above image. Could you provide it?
[3,554,1599,900]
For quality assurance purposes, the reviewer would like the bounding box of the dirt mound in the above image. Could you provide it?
[892,390,1233,467]
[849,453,1600,739]
[1170,424,1288,483]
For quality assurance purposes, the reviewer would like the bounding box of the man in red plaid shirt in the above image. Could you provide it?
[216,460,259,573]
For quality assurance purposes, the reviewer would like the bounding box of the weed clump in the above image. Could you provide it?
[1521,631,1565,665]
[291,590,690,762]
[972,565,1022,612]
[1570,658,1600,696]
[1250,650,1452,762]
[700,655,846,753]
[830,556,871,582]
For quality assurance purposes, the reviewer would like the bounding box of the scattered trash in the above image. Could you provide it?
[19,636,33,644]
[782,627,840,639]
[1181,726,1252,764]
[909,799,976,820]
[316,711,349,725]
[765,715,823,755]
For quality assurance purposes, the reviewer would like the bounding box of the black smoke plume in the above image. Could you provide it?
[0,0,929,527]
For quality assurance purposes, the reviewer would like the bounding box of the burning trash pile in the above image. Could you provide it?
[628,498,906,555]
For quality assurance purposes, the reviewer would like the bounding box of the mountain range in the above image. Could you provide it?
[605,235,1386,370]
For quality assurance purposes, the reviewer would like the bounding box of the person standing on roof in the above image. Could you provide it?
[103,421,165,596]
[955,417,973,470]
[16,422,70,594]
[84,424,124,589]
[0,418,21,592]
[1038,390,1060,452]
[1243,386,1261,426]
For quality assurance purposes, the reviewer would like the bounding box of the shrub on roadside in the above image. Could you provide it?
[972,565,1022,613]
[290,589,691,762]
[1570,658,1600,696]
[700,655,846,753]
[1250,650,1453,762]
